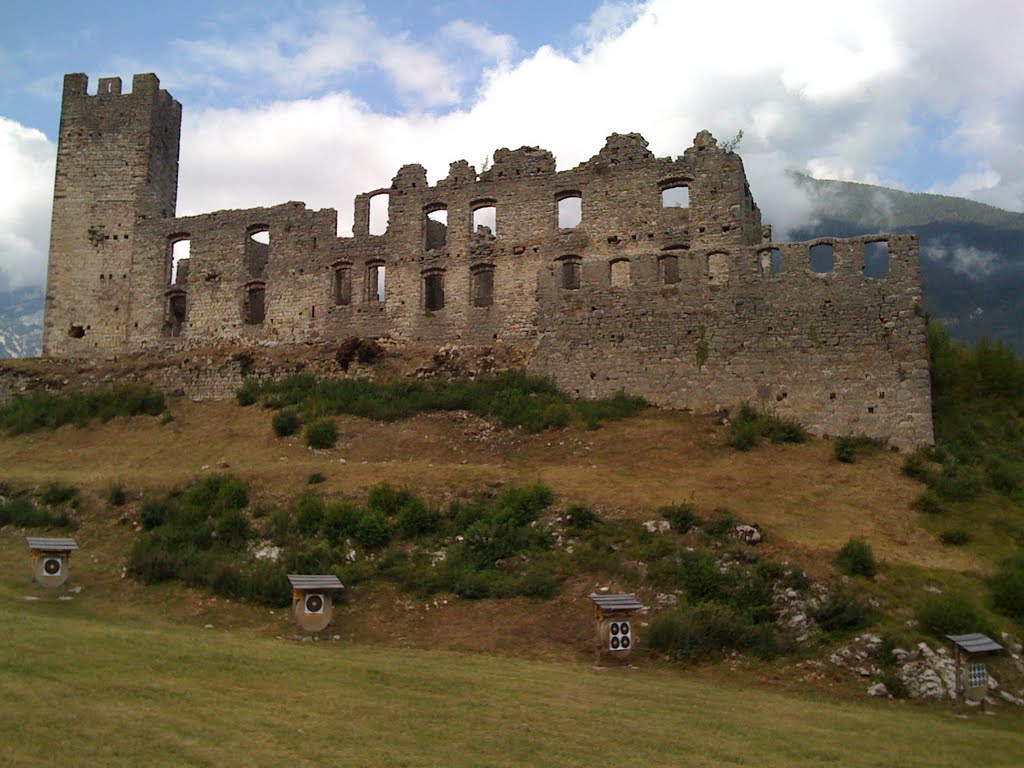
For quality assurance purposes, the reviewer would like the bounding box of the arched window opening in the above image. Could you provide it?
[244,283,266,325]
[367,262,386,302]
[610,258,631,288]
[425,206,448,251]
[708,252,729,286]
[369,193,389,236]
[661,185,690,208]
[423,269,445,311]
[332,263,352,306]
[472,202,497,239]
[169,237,190,286]
[659,254,680,285]
[246,226,270,279]
[863,240,890,279]
[471,264,495,307]
[558,256,581,290]
[556,193,582,229]
[810,243,834,273]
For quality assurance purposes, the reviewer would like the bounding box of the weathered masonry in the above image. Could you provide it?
[42,73,934,447]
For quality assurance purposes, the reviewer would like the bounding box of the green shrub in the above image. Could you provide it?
[305,419,338,449]
[41,482,78,506]
[912,491,945,515]
[939,529,970,546]
[814,589,873,633]
[660,502,699,532]
[565,504,599,530]
[236,378,260,406]
[257,370,644,434]
[107,483,127,507]
[783,567,812,592]
[648,603,782,661]
[396,497,442,538]
[354,511,392,548]
[835,434,883,463]
[727,419,761,451]
[293,492,325,536]
[272,409,301,437]
[367,482,413,516]
[185,474,249,516]
[678,550,728,602]
[916,592,993,637]
[727,404,808,451]
[242,561,291,607]
[140,495,173,530]
[517,564,560,598]
[0,383,166,435]
[835,538,877,578]
[215,508,253,550]
[0,497,74,529]
[307,472,326,485]
[323,501,363,544]
[702,508,736,537]
[902,450,940,484]
[990,556,1024,619]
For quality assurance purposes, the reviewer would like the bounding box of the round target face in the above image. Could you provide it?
[621,636,631,649]
[620,622,631,637]
[305,593,324,614]
[610,622,620,635]
[43,558,62,576]
[610,636,621,650]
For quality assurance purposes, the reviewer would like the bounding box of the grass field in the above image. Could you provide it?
[2,580,1022,768]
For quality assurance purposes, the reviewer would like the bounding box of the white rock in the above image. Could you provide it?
[643,520,670,533]
[867,682,889,697]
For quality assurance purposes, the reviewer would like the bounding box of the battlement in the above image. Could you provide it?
[42,72,933,449]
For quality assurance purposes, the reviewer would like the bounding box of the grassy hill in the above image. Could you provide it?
[2,583,1022,767]
[1,334,1024,764]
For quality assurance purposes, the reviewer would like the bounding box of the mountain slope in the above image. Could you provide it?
[0,285,43,358]
[791,175,1024,353]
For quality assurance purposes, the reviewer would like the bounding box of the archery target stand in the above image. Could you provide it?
[27,537,79,589]
[947,633,1004,715]
[589,592,647,664]
[288,574,344,633]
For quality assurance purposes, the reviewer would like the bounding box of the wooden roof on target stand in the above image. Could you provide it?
[588,593,646,612]
[26,537,79,552]
[288,575,344,591]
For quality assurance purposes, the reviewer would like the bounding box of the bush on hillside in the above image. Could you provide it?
[990,556,1024,619]
[814,588,873,633]
[272,409,301,437]
[835,538,877,578]
[660,502,699,533]
[727,403,807,451]
[305,419,338,449]
[916,592,993,638]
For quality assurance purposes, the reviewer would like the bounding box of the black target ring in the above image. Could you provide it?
[43,558,61,575]
[305,593,324,613]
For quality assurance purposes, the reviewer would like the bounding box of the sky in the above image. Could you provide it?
[1,0,1023,291]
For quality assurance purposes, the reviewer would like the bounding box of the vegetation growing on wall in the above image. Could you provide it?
[0,383,166,435]
[239,371,646,434]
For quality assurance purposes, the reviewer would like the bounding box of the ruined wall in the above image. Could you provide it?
[41,72,933,448]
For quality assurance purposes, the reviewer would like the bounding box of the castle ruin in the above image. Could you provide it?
[41,73,934,448]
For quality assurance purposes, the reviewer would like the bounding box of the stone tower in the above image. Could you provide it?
[42,73,181,357]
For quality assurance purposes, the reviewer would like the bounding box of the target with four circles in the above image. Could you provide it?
[609,620,632,651]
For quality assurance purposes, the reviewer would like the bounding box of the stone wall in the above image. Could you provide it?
[39,72,933,448]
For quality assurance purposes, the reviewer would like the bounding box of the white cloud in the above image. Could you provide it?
[8,0,1024,291]
[0,118,54,291]
[923,242,1003,280]
[441,20,516,63]
[171,4,463,107]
